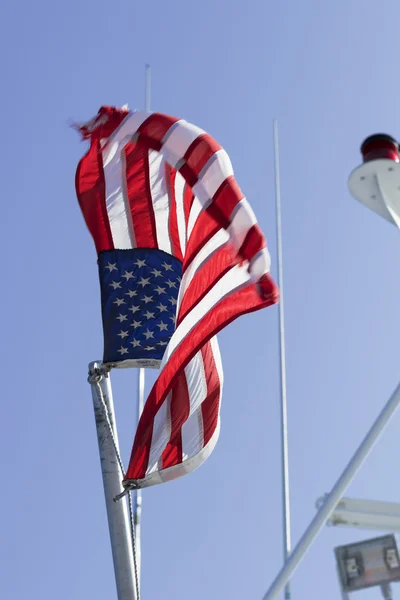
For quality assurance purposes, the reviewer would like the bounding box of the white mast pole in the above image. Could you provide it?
[274,120,292,600]
[133,62,151,587]
[88,362,138,600]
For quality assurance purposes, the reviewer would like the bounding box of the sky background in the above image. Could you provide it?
[2,1,400,599]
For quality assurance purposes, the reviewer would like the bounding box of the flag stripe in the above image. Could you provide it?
[75,141,114,252]
[125,144,158,248]
[161,119,205,168]
[200,342,221,447]
[165,164,183,262]
[174,171,187,258]
[148,150,173,254]
[161,370,190,469]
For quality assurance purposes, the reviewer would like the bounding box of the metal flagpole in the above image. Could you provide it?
[134,367,145,585]
[88,362,138,600]
[260,379,400,600]
[273,120,292,600]
[133,62,151,587]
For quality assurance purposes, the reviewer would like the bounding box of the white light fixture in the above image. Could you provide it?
[316,496,400,532]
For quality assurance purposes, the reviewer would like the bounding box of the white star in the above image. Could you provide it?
[126,290,137,298]
[132,320,142,329]
[157,321,169,331]
[162,262,173,271]
[144,310,155,320]
[151,268,162,277]
[138,277,150,287]
[129,305,141,314]
[157,340,168,346]
[122,270,134,281]
[169,297,177,306]
[143,295,153,304]
[116,314,128,322]
[110,281,121,290]
[134,258,146,268]
[131,338,141,347]
[118,346,129,355]
[118,330,129,339]
[145,346,155,351]
[166,279,177,288]
[155,286,166,295]
[170,315,177,324]
[105,262,117,272]
[113,298,125,306]
[157,303,168,313]
[144,329,154,339]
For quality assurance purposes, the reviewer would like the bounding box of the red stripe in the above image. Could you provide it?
[137,113,179,151]
[207,176,245,227]
[178,134,222,187]
[183,211,220,273]
[161,371,190,469]
[165,164,183,262]
[124,144,158,248]
[183,183,194,228]
[178,245,235,324]
[238,224,265,262]
[200,342,221,446]
[125,277,279,481]
[75,141,114,252]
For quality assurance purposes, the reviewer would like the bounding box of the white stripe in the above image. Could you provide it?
[147,391,172,475]
[228,198,257,250]
[161,263,252,368]
[161,119,205,167]
[176,229,229,312]
[181,352,206,460]
[174,173,187,256]
[148,150,173,255]
[210,335,223,387]
[187,195,203,239]
[102,143,133,248]
[192,149,234,206]
[102,111,150,152]
[249,248,271,279]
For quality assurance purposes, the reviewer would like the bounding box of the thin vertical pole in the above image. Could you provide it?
[145,64,151,112]
[133,62,151,587]
[273,120,292,600]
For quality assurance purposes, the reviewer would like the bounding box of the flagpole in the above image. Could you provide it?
[134,367,145,585]
[273,119,292,600]
[133,62,152,588]
[88,362,138,600]
[145,64,151,114]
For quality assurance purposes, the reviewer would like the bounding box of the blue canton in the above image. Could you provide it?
[98,249,182,365]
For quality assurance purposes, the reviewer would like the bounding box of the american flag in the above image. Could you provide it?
[75,106,279,489]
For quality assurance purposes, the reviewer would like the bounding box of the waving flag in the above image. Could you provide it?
[75,106,279,489]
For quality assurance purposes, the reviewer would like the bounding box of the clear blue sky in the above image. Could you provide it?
[2,1,400,599]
